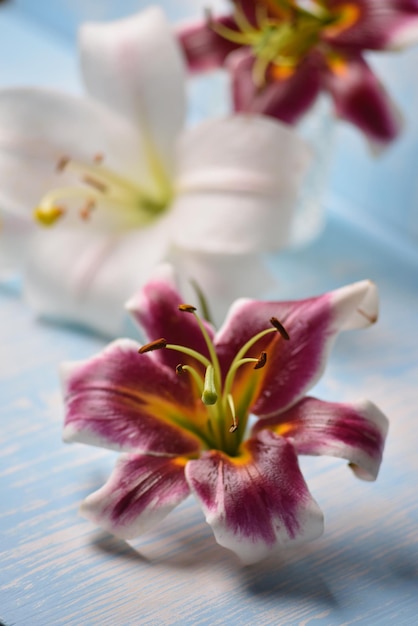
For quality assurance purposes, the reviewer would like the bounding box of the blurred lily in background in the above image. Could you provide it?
[178,0,418,146]
[62,266,388,564]
[0,6,310,336]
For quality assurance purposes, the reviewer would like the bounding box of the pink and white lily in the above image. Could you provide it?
[178,0,418,145]
[62,266,388,564]
[0,7,310,336]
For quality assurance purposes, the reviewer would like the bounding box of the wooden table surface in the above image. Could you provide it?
[1,4,417,625]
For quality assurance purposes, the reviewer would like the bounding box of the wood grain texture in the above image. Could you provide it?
[1,214,418,626]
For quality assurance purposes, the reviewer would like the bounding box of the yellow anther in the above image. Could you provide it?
[33,205,65,227]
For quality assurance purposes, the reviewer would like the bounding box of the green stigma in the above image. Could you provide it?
[138,302,290,455]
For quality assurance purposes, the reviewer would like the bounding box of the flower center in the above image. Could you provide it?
[34,148,173,229]
[138,303,289,455]
[212,1,358,87]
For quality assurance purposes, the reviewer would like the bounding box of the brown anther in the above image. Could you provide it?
[178,304,197,313]
[56,156,70,172]
[83,175,108,193]
[138,338,167,354]
[270,317,290,340]
[229,423,239,433]
[176,364,185,375]
[254,351,267,370]
[79,199,96,221]
[93,153,104,163]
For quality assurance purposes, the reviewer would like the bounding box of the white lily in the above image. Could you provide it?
[0,7,310,336]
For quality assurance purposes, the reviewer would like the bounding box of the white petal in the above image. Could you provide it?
[79,7,186,178]
[23,221,170,337]
[0,211,33,277]
[331,280,379,331]
[172,114,311,253]
[167,246,276,327]
[0,88,146,216]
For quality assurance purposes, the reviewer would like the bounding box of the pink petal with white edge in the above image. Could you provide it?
[325,0,418,50]
[186,430,323,564]
[81,453,190,539]
[126,263,215,372]
[253,397,389,481]
[176,15,241,73]
[61,338,202,456]
[172,114,311,254]
[215,280,378,416]
[322,54,401,147]
[228,48,322,124]
[330,279,378,330]
[79,7,186,179]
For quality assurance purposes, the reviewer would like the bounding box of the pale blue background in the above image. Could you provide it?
[1,3,418,625]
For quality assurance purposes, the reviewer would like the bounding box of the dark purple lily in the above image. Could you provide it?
[62,266,388,564]
[177,0,418,145]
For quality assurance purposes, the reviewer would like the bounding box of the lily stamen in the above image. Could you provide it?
[176,363,204,395]
[82,175,108,193]
[178,303,222,392]
[36,151,169,228]
[79,199,96,221]
[139,304,290,452]
[254,351,267,370]
[270,316,290,340]
[178,304,197,313]
[138,338,168,353]
[213,0,334,87]
[227,394,239,433]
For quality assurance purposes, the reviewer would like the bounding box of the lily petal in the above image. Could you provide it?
[253,397,388,481]
[176,15,241,72]
[81,453,190,539]
[62,338,203,455]
[324,0,418,50]
[215,280,378,416]
[0,211,33,277]
[322,54,401,146]
[186,429,323,564]
[80,7,186,178]
[24,222,170,337]
[126,263,215,372]
[228,48,322,125]
[0,87,147,218]
[172,114,311,254]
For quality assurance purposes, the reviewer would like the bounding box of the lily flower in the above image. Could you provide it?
[178,0,418,145]
[62,266,388,564]
[0,7,310,336]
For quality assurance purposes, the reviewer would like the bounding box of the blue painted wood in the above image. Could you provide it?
[1,5,418,625]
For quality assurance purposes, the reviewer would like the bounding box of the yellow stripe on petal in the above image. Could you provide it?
[326,54,349,77]
[324,4,361,38]
[270,63,296,81]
